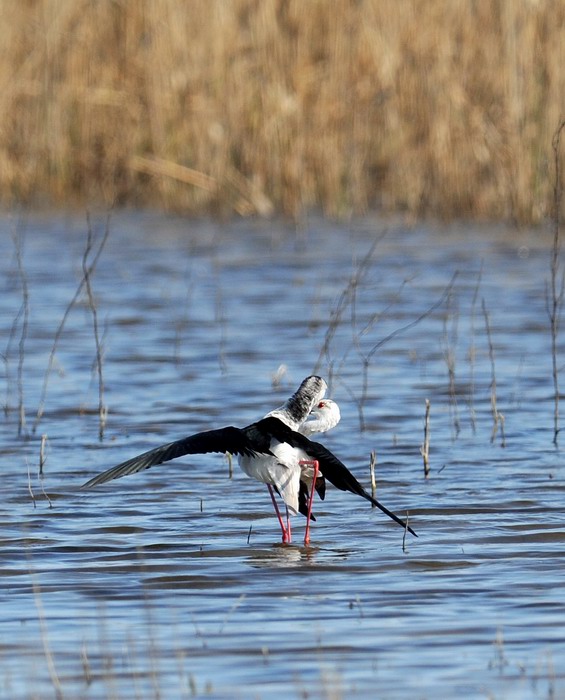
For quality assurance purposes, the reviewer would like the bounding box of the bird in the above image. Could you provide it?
[81,376,417,544]
[242,394,342,544]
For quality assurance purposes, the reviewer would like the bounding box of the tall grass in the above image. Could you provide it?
[0,0,563,221]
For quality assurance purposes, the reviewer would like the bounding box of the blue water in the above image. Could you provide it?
[0,213,562,699]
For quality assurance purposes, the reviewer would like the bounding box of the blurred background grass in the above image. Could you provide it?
[0,0,563,222]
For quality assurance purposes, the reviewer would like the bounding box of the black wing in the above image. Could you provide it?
[297,475,326,520]
[298,481,315,521]
[258,417,417,537]
[82,425,268,489]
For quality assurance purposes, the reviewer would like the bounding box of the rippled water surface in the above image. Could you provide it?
[1,213,563,699]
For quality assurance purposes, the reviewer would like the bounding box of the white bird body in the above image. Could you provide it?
[239,440,306,514]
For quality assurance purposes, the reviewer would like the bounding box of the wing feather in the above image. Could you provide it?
[82,426,265,489]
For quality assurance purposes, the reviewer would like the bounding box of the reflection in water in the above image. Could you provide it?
[247,543,317,569]
[0,214,563,699]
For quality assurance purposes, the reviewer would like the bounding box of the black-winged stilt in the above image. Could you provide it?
[82,376,416,543]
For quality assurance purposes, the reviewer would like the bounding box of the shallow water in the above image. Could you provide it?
[0,213,563,699]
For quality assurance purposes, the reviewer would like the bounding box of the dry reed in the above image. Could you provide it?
[6,223,30,436]
[547,119,565,445]
[83,213,109,441]
[369,449,377,504]
[482,298,505,447]
[467,263,484,434]
[27,459,36,508]
[33,214,110,433]
[39,434,48,476]
[442,292,460,438]
[350,272,458,430]
[317,232,458,432]
[0,1,562,221]
[29,573,64,699]
[402,514,410,554]
[420,399,431,478]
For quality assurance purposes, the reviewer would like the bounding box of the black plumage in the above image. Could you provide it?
[82,424,273,488]
[82,415,416,537]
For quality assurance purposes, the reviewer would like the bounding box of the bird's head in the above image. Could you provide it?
[302,399,341,436]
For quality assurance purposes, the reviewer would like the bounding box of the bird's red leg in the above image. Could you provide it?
[300,460,319,545]
[267,485,290,543]
[285,507,292,543]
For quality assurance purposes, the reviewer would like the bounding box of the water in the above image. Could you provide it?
[0,213,563,699]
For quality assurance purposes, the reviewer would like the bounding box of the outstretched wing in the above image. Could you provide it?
[82,426,267,489]
[257,417,417,537]
[300,438,417,537]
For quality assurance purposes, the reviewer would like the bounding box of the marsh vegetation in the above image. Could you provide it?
[0,1,563,221]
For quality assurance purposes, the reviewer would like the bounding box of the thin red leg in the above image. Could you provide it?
[267,485,291,543]
[286,507,292,542]
[300,460,319,545]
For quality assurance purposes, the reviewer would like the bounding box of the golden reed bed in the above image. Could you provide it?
[1,0,563,222]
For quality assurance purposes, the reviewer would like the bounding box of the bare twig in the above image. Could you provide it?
[355,273,458,431]
[420,399,431,477]
[313,234,384,382]
[27,460,36,508]
[38,435,53,508]
[369,450,377,505]
[83,213,110,441]
[213,260,228,374]
[482,298,505,446]
[498,413,506,450]
[547,119,565,445]
[468,263,483,433]
[218,593,246,634]
[33,213,110,433]
[39,434,48,476]
[402,513,410,554]
[12,227,29,436]
[39,481,53,509]
[314,231,457,433]
[489,627,508,672]
[2,305,22,416]
[31,575,64,699]
[442,291,460,438]
[344,277,410,429]
[367,273,460,366]
[335,272,459,432]
[80,644,92,686]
